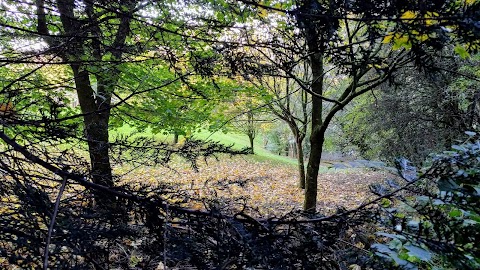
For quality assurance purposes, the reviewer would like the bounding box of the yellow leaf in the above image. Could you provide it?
[400,11,416,20]
[417,34,429,42]
[424,12,438,26]
[425,19,434,26]
[259,8,268,18]
[466,0,478,6]
[382,33,394,44]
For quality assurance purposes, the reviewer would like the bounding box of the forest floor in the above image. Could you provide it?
[117,155,391,217]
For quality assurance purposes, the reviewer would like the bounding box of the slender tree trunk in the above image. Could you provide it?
[248,134,254,154]
[290,140,297,158]
[288,125,307,189]
[296,137,306,189]
[72,66,114,205]
[247,110,255,153]
[304,135,324,211]
[173,132,179,144]
[303,49,324,212]
[299,0,326,211]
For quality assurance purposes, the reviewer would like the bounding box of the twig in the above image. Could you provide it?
[43,175,68,270]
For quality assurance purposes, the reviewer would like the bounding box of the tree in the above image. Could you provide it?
[232,0,480,211]
[338,52,480,164]
[230,99,259,153]
[110,60,236,144]
[0,0,242,206]
[257,72,310,188]
[29,0,142,203]
[1,1,479,268]
[0,1,253,265]
[224,89,271,154]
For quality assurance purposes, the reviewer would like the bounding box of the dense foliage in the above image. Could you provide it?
[338,53,480,164]
[373,133,480,269]
[0,0,479,269]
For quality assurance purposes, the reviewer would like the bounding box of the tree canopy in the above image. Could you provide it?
[0,0,479,269]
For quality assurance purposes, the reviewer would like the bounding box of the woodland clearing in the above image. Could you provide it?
[117,156,388,217]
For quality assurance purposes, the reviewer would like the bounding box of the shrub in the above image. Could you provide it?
[373,132,480,269]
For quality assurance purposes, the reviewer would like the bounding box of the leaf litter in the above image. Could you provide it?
[116,156,387,217]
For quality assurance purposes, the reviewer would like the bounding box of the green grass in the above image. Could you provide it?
[111,125,168,141]
[195,130,300,166]
[111,125,337,172]
[195,130,335,172]
[112,125,299,166]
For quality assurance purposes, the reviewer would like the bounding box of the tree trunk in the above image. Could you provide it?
[84,116,112,187]
[296,137,306,189]
[248,134,254,154]
[173,132,179,144]
[304,134,324,212]
[303,48,324,212]
[299,0,326,211]
[72,66,114,206]
[247,110,255,154]
[53,0,116,200]
[289,140,297,158]
[49,0,134,214]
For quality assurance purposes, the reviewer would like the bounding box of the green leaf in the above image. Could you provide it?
[454,45,470,59]
[392,35,411,50]
[380,198,392,207]
[449,209,463,218]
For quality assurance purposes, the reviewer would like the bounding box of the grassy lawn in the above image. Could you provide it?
[195,130,300,166]
[112,125,300,167]
[111,125,342,174]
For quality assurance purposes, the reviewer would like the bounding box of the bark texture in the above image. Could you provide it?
[303,52,324,212]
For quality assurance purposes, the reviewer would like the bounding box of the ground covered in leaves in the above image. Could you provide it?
[117,156,389,217]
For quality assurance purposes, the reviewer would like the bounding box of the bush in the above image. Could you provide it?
[373,132,480,269]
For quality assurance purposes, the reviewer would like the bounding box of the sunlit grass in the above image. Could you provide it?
[195,130,301,166]
[111,125,302,167]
